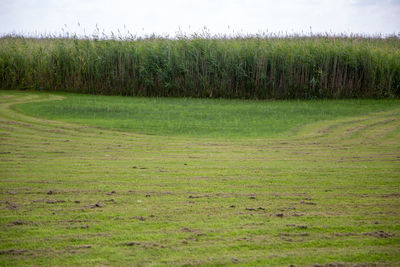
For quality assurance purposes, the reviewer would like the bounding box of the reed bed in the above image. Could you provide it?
[0,35,399,98]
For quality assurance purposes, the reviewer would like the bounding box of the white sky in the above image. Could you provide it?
[1,0,399,37]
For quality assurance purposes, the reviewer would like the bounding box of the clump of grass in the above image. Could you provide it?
[0,34,399,99]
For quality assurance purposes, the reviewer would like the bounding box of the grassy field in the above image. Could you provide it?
[15,93,400,138]
[0,91,400,266]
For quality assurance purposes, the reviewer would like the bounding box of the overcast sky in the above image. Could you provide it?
[1,0,399,37]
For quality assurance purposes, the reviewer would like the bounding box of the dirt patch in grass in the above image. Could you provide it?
[124,241,166,249]
[6,202,20,210]
[8,220,27,226]
[381,193,400,198]
[133,216,146,221]
[65,245,92,254]
[46,200,66,204]
[68,245,92,249]
[181,227,200,233]
[363,231,395,238]
[313,263,378,267]
[280,233,310,237]
[245,207,266,211]
[334,231,395,238]
[0,249,29,255]
[188,195,210,199]
[88,202,105,208]
[0,120,33,128]
[300,200,317,205]
[286,224,308,229]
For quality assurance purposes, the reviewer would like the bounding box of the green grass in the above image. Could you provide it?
[1,36,400,99]
[15,92,400,138]
[1,91,400,266]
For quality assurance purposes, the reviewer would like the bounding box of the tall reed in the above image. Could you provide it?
[0,35,399,98]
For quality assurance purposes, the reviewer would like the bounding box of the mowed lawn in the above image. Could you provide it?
[0,91,399,266]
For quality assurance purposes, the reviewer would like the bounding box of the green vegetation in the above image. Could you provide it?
[1,36,400,99]
[16,92,400,138]
[1,91,400,266]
